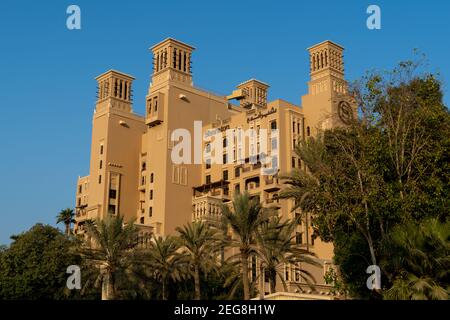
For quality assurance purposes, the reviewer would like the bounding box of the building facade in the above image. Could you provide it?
[75,38,355,297]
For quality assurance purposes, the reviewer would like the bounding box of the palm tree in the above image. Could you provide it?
[56,208,75,235]
[176,221,221,300]
[220,192,275,300]
[80,215,141,300]
[255,216,319,297]
[382,218,450,300]
[146,235,186,300]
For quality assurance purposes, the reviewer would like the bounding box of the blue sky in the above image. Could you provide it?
[0,0,449,244]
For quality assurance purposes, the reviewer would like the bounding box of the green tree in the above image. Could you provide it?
[220,192,275,300]
[145,235,186,300]
[381,218,449,300]
[176,221,221,300]
[56,208,75,235]
[280,59,450,298]
[80,215,142,300]
[0,224,80,299]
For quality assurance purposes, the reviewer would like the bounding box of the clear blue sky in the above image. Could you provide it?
[0,0,449,244]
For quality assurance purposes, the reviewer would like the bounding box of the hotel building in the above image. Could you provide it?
[75,38,355,296]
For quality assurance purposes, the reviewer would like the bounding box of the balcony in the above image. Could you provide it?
[146,93,164,127]
[192,180,231,221]
[192,195,224,221]
[264,176,280,192]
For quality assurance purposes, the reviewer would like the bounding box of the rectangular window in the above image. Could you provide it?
[270,120,277,130]
[150,173,154,183]
[297,123,300,134]
[235,183,240,194]
[223,137,227,148]
[206,159,211,170]
[154,97,158,112]
[295,213,302,225]
[172,165,180,184]
[149,207,153,217]
[223,170,228,181]
[206,175,211,185]
[149,190,153,200]
[98,175,102,184]
[108,204,116,214]
[293,121,296,133]
[100,144,104,155]
[293,139,296,148]
[296,232,303,245]
[77,198,81,207]
[234,166,240,178]
[78,185,82,194]
[109,189,117,199]
[285,266,290,281]
[223,153,227,164]
[292,157,296,168]
[99,160,103,169]
[298,159,302,168]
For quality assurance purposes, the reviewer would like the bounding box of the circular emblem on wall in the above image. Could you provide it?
[338,101,353,124]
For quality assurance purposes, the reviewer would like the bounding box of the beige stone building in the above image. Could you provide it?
[75,38,355,297]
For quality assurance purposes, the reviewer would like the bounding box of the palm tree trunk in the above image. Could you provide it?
[106,272,115,300]
[194,265,201,300]
[269,271,276,294]
[102,272,115,300]
[162,278,167,300]
[259,264,265,300]
[241,251,250,300]
[65,223,70,236]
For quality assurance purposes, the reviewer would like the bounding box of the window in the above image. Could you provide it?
[296,232,303,245]
[109,189,117,199]
[234,166,240,178]
[99,160,102,169]
[98,175,102,184]
[293,139,296,148]
[150,173,154,183]
[251,256,257,281]
[297,123,300,134]
[307,126,311,136]
[141,162,146,171]
[235,183,240,194]
[206,159,211,170]
[298,159,302,168]
[205,143,211,153]
[206,175,211,185]
[292,157,296,168]
[140,217,144,224]
[223,153,227,164]
[154,97,158,112]
[147,99,152,114]
[77,198,81,207]
[141,176,146,186]
[108,204,116,214]
[285,266,290,281]
[223,137,227,148]
[149,207,153,217]
[270,120,277,130]
[100,144,104,155]
[78,185,82,194]
[311,235,315,246]
[149,190,153,200]
[295,213,302,225]
[223,170,228,181]
[293,121,296,133]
